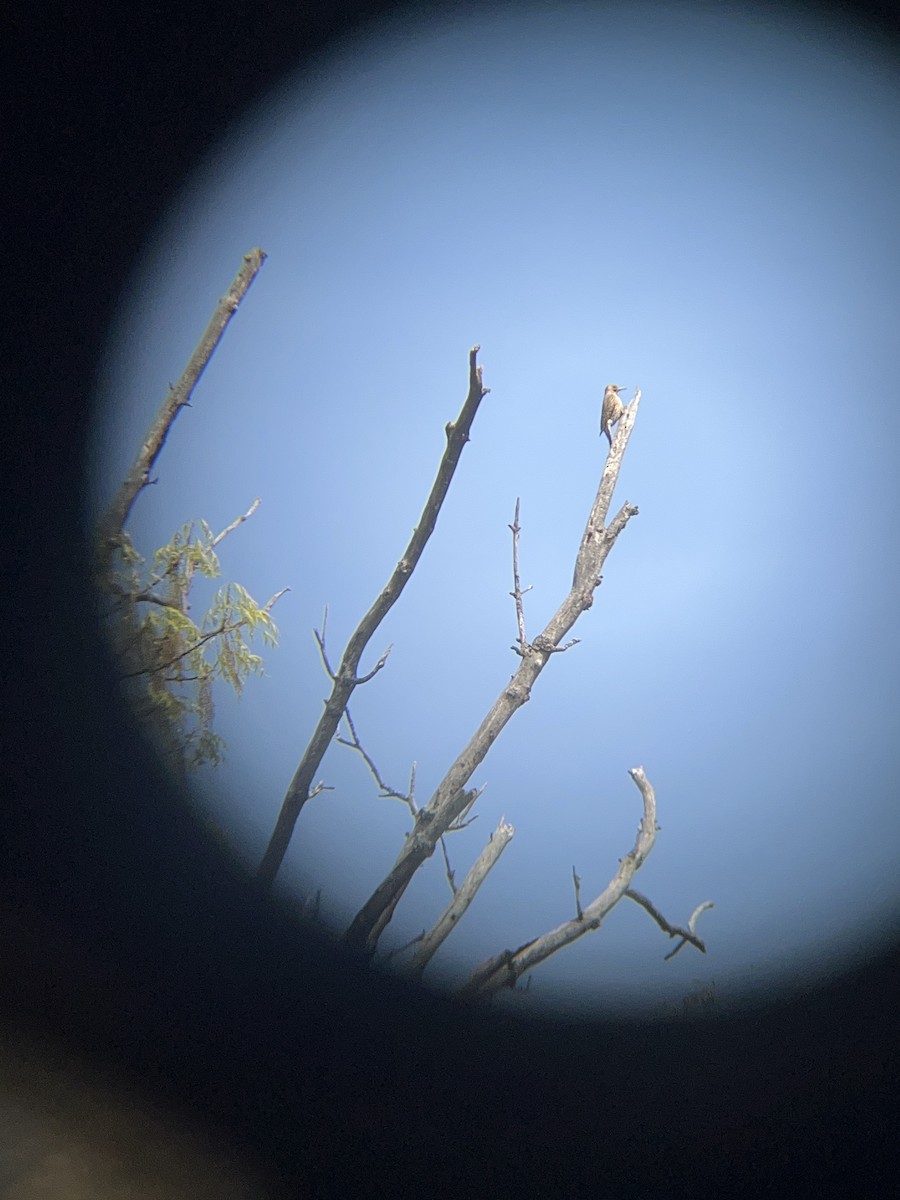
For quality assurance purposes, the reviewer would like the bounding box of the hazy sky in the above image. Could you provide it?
[88,0,900,1016]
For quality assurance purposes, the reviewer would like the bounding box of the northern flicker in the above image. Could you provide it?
[600,383,626,447]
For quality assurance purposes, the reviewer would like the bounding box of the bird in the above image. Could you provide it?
[600,384,626,447]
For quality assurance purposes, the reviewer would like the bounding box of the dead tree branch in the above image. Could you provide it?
[315,612,393,686]
[458,766,658,999]
[620,893,713,961]
[95,249,267,573]
[572,866,583,920]
[257,347,491,889]
[211,497,261,547]
[312,607,337,680]
[439,837,456,892]
[337,708,418,818]
[345,391,642,954]
[508,498,531,656]
[409,819,515,976]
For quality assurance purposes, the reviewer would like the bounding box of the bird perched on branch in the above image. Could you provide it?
[600,383,626,447]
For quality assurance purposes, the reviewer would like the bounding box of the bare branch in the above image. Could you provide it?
[95,249,267,569]
[572,866,583,921]
[530,634,580,656]
[572,390,642,591]
[409,819,515,976]
[257,347,491,888]
[624,889,709,958]
[354,644,393,685]
[337,708,418,816]
[439,837,456,893]
[688,900,715,931]
[458,767,658,999]
[212,497,261,547]
[262,588,290,613]
[408,761,417,805]
[508,498,530,655]
[316,627,392,686]
[313,608,336,680]
[446,785,483,831]
[345,392,642,954]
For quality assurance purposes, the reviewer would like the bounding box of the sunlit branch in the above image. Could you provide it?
[345,392,642,954]
[257,346,491,889]
[95,249,267,573]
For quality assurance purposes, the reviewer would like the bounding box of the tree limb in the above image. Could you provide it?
[211,497,261,547]
[345,391,642,953]
[336,708,419,818]
[95,248,267,572]
[508,498,531,656]
[458,766,657,999]
[408,819,515,976]
[619,893,714,961]
[256,347,491,889]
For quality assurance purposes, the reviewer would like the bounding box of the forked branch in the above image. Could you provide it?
[345,391,642,954]
[458,767,658,999]
[622,892,713,960]
[257,347,491,888]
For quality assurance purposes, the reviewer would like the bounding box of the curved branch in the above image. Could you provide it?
[459,767,657,999]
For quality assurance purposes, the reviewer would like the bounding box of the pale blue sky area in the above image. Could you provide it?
[88,0,900,1016]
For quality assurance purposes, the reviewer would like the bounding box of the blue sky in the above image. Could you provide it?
[88,0,900,1016]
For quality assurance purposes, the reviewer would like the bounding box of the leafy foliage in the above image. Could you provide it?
[100,518,279,778]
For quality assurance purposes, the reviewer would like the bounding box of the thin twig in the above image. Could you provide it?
[313,607,336,680]
[508,498,531,656]
[354,644,393,685]
[446,785,483,831]
[624,889,710,959]
[211,497,261,546]
[121,586,287,680]
[439,837,456,893]
[111,498,265,609]
[336,708,417,816]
